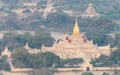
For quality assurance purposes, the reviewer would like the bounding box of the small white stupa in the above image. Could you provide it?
[1,46,11,57]
[81,3,100,18]
[24,43,30,50]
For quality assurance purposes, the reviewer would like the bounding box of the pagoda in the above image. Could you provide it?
[24,43,30,50]
[81,3,100,18]
[1,46,11,57]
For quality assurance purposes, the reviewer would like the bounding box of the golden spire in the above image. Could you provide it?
[72,18,80,35]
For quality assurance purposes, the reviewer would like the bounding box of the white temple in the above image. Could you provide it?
[42,19,111,59]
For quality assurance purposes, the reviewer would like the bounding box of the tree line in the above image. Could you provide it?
[91,49,120,67]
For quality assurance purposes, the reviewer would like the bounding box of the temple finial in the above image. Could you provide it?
[72,18,80,35]
[88,3,93,7]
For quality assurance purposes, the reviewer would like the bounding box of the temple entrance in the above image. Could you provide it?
[86,66,90,71]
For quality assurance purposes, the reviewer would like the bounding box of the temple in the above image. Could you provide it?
[42,19,111,60]
[81,3,100,18]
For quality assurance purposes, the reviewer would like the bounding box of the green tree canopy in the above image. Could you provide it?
[12,49,60,68]
[29,52,60,68]
[11,48,30,68]
[110,49,120,65]
[82,72,94,75]
[64,58,84,67]
[103,72,110,75]
[0,56,11,71]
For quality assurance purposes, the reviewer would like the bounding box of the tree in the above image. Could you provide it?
[28,34,55,49]
[2,0,18,4]
[91,55,113,67]
[22,9,32,13]
[14,33,32,45]
[12,51,60,68]
[114,69,120,75]
[29,52,60,68]
[11,48,30,68]
[114,34,120,48]
[2,0,19,9]
[103,72,110,75]
[65,58,84,67]
[2,33,23,50]
[91,49,120,67]
[92,34,113,46]
[82,72,94,75]
[28,68,56,75]
[110,49,120,65]
[0,56,11,71]
[41,52,60,67]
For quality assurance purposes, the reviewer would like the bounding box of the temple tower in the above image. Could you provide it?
[1,46,11,57]
[24,43,30,50]
[81,3,100,18]
[72,19,80,35]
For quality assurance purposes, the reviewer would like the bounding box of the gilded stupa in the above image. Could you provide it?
[72,19,80,35]
[42,19,111,59]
